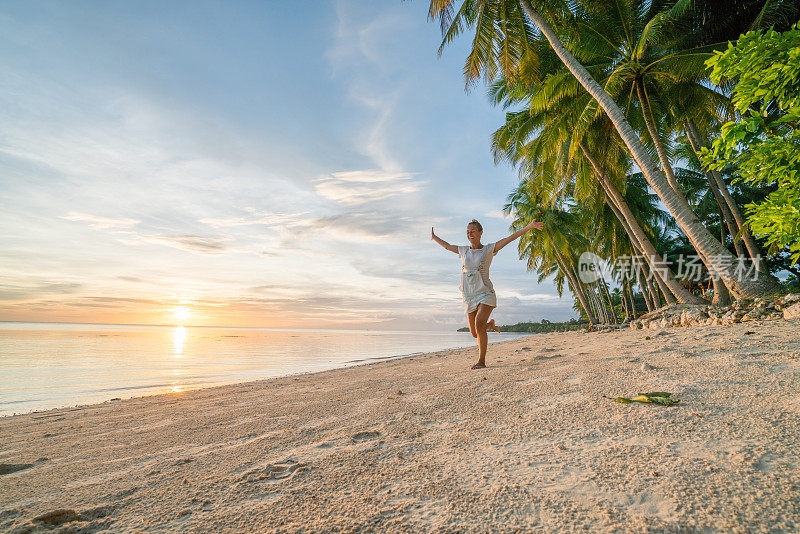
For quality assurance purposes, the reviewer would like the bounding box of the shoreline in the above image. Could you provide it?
[0,335,530,420]
[3,321,800,532]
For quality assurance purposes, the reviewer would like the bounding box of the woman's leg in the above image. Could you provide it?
[471,303,495,369]
[467,310,478,338]
[486,318,500,333]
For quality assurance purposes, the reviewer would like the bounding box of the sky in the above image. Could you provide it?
[0,0,577,330]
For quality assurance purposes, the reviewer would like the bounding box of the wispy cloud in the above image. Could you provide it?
[0,282,83,302]
[313,170,423,206]
[198,209,310,229]
[485,209,510,220]
[290,210,413,242]
[121,234,232,254]
[61,212,140,229]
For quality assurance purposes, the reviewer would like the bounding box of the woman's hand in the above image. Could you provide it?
[431,227,458,253]
[525,221,544,231]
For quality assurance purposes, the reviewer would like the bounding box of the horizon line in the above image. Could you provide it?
[0,319,475,333]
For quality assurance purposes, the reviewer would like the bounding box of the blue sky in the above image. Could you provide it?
[0,0,575,330]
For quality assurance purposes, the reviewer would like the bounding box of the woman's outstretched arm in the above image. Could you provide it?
[431,227,459,253]
[493,220,544,254]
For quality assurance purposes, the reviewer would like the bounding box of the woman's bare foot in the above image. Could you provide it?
[487,319,500,333]
[471,361,487,369]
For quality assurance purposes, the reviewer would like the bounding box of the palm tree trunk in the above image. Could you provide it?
[552,241,596,324]
[591,285,607,324]
[626,279,638,320]
[637,265,654,312]
[692,245,733,306]
[635,83,688,204]
[586,283,598,322]
[602,176,680,306]
[620,278,630,320]
[643,264,662,309]
[517,0,781,298]
[580,142,703,304]
[636,83,739,295]
[596,278,610,323]
[685,119,764,271]
[686,133,746,258]
[587,284,602,324]
[651,262,676,306]
[599,273,617,324]
[682,126,745,259]
[567,273,597,324]
[712,272,733,306]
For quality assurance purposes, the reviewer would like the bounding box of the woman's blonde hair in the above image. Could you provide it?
[467,219,483,232]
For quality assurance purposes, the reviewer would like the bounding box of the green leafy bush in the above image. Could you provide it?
[702,24,800,263]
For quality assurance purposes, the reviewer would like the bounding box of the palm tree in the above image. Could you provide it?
[427,0,782,297]
[489,67,705,304]
[504,181,602,323]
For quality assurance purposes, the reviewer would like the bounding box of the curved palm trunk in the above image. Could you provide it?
[712,273,733,305]
[645,267,662,309]
[650,260,675,305]
[626,279,638,320]
[551,240,596,324]
[586,287,598,321]
[580,142,704,304]
[637,84,741,297]
[636,265,654,312]
[681,120,745,258]
[635,83,689,205]
[705,165,745,258]
[596,279,611,323]
[599,273,617,324]
[620,278,630,320]
[602,186,677,305]
[685,119,764,271]
[590,285,607,324]
[518,0,781,298]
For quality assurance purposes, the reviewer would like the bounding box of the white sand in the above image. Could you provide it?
[2,320,800,532]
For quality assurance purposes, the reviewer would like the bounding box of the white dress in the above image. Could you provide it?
[457,242,497,313]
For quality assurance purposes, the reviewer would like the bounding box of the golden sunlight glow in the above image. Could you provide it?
[172,326,186,356]
[170,385,184,394]
[173,306,191,323]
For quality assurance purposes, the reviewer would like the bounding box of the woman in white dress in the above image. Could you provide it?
[431,218,543,369]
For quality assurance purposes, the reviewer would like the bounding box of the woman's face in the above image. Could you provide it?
[466,224,482,244]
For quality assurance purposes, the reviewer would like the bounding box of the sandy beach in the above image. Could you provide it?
[2,320,800,533]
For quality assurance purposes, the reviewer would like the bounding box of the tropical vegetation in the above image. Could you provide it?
[426,0,800,323]
[701,24,800,264]
[458,318,585,333]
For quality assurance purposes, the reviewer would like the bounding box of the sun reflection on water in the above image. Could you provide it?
[173,326,186,356]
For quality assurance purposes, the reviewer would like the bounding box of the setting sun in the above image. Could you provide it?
[173,306,190,323]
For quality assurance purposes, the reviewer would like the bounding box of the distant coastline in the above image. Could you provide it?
[458,318,585,333]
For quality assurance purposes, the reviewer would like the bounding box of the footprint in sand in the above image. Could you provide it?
[23,505,115,531]
[107,487,140,501]
[239,460,308,484]
[0,457,48,475]
[534,354,564,361]
[351,430,381,443]
[33,509,81,527]
[0,463,34,475]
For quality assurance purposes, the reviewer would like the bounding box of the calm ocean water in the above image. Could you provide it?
[0,322,530,416]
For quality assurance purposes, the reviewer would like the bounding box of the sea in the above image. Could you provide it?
[0,322,531,417]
